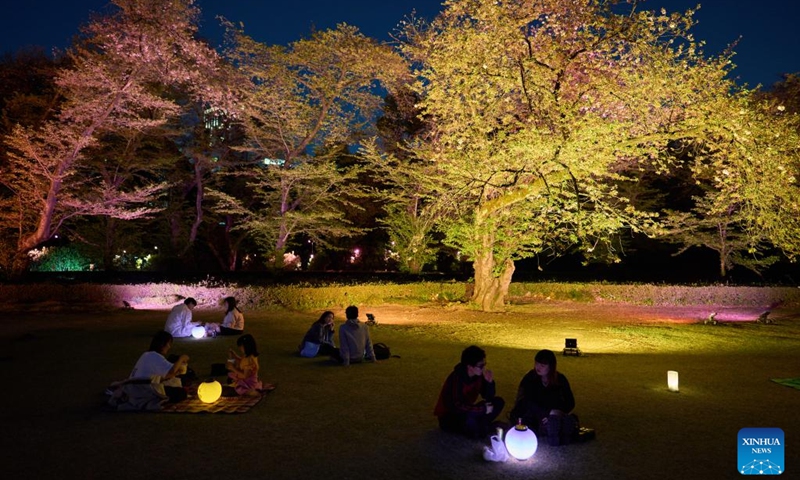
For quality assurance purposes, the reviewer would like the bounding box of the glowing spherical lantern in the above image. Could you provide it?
[504,421,538,460]
[197,380,222,403]
[191,326,206,339]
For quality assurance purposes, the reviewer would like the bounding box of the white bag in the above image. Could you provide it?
[483,434,509,462]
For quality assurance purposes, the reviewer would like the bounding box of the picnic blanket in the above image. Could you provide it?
[107,378,268,413]
[160,393,264,413]
[771,378,800,390]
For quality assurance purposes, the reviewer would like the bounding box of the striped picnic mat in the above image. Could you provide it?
[160,393,263,414]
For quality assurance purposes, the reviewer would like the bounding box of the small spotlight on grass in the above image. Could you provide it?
[563,338,581,356]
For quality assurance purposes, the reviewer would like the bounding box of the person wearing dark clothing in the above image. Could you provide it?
[299,311,336,357]
[510,349,577,446]
[434,345,505,438]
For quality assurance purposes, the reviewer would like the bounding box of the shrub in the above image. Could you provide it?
[1,280,797,310]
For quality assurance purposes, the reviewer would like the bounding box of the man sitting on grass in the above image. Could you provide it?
[434,345,505,438]
[333,305,376,366]
[164,297,200,338]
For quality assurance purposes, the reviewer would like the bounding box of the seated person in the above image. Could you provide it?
[298,311,336,357]
[129,330,190,402]
[434,345,504,438]
[164,297,200,338]
[333,305,375,366]
[509,349,577,446]
[207,296,244,336]
[226,334,270,395]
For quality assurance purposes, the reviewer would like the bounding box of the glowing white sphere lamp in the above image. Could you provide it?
[197,380,222,403]
[504,420,538,460]
[191,326,206,339]
[668,370,679,392]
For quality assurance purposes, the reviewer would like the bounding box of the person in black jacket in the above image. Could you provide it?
[298,310,336,356]
[434,345,505,438]
[510,349,577,445]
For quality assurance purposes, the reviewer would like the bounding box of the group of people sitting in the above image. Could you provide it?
[164,296,244,338]
[434,345,579,446]
[119,298,578,445]
[295,307,579,446]
[297,305,378,366]
[108,295,264,410]
[116,301,377,410]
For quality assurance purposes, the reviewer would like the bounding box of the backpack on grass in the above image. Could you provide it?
[373,343,391,360]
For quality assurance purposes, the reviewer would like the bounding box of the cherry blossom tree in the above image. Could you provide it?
[210,24,408,269]
[659,88,800,277]
[397,0,799,310]
[0,0,229,273]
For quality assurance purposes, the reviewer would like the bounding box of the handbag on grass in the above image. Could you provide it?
[300,341,321,358]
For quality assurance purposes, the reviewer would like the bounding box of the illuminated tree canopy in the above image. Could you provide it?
[0,0,797,287]
[0,0,228,272]
[392,0,800,310]
[208,23,408,269]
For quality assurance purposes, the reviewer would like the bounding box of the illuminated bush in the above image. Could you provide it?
[29,245,93,272]
[1,280,798,311]
[112,251,157,271]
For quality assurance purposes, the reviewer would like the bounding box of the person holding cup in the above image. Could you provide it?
[433,345,505,438]
[129,330,190,402]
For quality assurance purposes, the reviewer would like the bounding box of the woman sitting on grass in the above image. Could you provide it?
[509,349,577,446]
[207,296,245,336]
[226,334,273,395]
[298,310,336,357]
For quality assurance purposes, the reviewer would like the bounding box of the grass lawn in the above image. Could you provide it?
[2,301,798,479]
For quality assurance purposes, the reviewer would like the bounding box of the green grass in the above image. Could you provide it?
[2,301,800,480]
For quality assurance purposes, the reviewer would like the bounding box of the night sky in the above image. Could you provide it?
[1,0,798,89]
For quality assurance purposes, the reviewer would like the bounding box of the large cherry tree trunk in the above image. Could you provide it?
[471,231,515,311]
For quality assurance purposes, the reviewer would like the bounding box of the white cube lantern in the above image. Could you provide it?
[191,326,206,339]
[668,370,679,392]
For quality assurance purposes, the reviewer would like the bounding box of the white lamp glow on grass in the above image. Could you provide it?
[504,420,538,460]
[197,380,222,403]
[668,370,679,392]
[191,326,206,339]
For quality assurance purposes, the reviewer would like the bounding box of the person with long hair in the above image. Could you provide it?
[226,334,272,395]
[298,310,336,357]
[213,296,244,336]
[509,349,577,446]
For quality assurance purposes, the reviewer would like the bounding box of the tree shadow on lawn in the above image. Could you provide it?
[2,306,799,479]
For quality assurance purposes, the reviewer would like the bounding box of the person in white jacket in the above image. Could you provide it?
[164,298,199,337]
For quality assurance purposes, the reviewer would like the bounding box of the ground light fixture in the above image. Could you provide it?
[563,338,581,356]
[504,420,538,460]
[191,326,206,339]
[197,379,222,403]
[668,370,679,392]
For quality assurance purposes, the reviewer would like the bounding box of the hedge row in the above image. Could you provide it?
[2,280,798,310]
